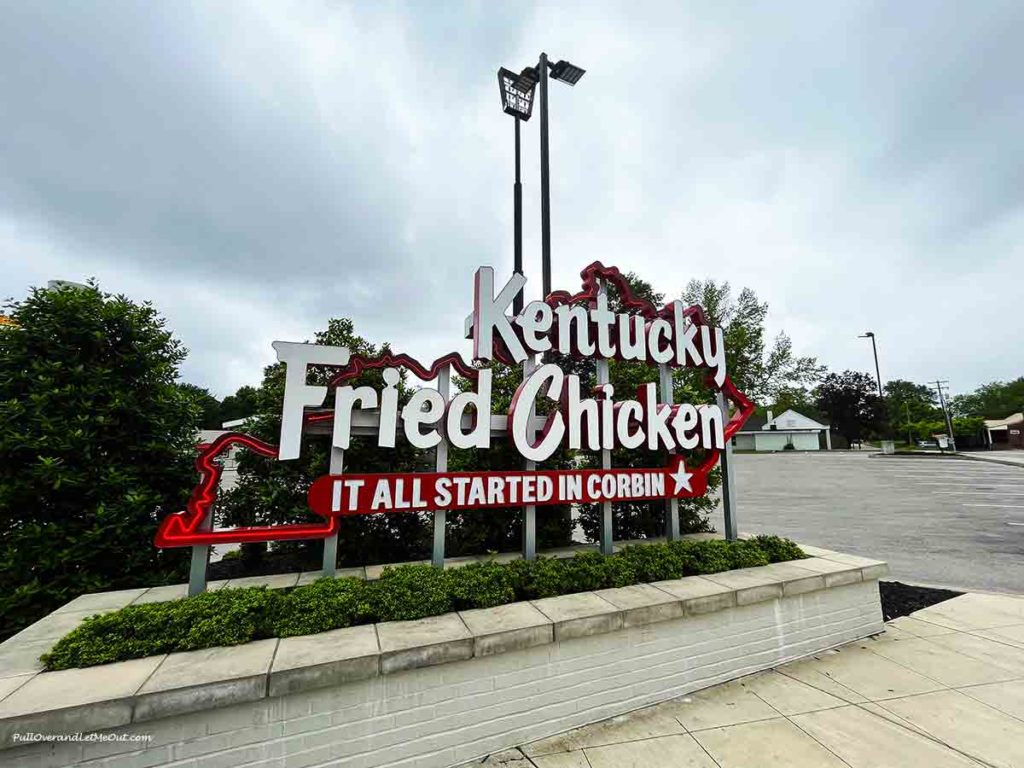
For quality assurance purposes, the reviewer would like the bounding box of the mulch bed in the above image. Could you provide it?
[879,580,962,621]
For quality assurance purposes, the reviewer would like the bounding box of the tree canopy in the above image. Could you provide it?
[814,370,885,444]
[681,280,825,404]
[0,283,194,640]
[951,378,1024,419]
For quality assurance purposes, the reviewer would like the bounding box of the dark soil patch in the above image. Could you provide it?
[880,580,962,621]
[207,550,316,580]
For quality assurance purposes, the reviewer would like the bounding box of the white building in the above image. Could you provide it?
[732,409,832,452]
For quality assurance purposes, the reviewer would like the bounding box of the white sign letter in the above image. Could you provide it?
[272,341,350,460]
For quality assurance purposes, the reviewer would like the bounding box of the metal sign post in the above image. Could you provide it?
[716,390,739,540]
[522,356,537,560]
[187,495,213,595]
[431,365,451,567]
[660,363,680,541]
[321,446,344,576]
[187,539,209,596]
[595,282,614,555]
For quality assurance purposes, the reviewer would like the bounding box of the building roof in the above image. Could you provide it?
[984,412,1023,429]
[736,415,767,433]
[737,409,828,434]
[767,408,829,431]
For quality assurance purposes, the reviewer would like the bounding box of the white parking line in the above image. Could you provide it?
[883,470,1021,476]
[912,482,1024,487]
[884,471,1021,476]
[932,491,1024,495]
[963,503,1024,508]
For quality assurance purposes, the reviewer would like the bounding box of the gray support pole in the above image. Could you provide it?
[522,356,537,560]
[188,457,215,595]
[716,391,739,540]
[513,116,524,317]
[187,534,210,596]
[321,446,344,576]
[432,366,451,568]
[538,52,551,300]
[595,289,613,555]
[659,364,680,541]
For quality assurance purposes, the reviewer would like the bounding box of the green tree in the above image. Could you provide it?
[951,378,1024,419]
[0,283,194,640]
[766,386,824,422]
[219,385,260,424]
[681,280,825,403]
[884,380,940,443]
[814,371,885,444]
[178,383,222,429]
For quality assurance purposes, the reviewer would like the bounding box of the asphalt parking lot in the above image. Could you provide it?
[708,451,1024,594]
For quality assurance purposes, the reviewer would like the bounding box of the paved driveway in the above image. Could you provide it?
[707,452,1024,594]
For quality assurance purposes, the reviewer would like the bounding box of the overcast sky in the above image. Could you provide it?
[2,1,1021,398]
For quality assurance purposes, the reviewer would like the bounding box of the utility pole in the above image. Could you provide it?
[932,380,956,451]
[905,401,913,445]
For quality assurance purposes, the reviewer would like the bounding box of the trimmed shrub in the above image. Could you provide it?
[448,562,516,610]
[725,540,771,570]
[368,564,453,622]
[272,578,368,638]
[42,587,281,670]
[515,557,569,599]
[560,551,616,593]
[41,537,805,670]
[752,535,806,563]
[618,543,684,582]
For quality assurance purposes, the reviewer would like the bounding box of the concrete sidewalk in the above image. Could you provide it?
[961,450,1024,469]
[480,591,1024,768]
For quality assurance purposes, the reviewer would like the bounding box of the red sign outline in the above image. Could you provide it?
[154,432,340,547]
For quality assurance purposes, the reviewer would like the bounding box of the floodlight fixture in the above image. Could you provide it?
[549,59,585,86]
[498,67,536,121]
[513,66,540,94]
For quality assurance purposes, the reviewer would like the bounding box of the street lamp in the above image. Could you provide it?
[859,332,883,398]
[504,53,585,301]
[497,67,537,315]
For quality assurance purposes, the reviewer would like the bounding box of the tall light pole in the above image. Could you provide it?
[512,55,585,300]
[497,68,538,315]
[859,331,883,398]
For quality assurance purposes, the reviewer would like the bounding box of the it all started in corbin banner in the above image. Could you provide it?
[154,263,753,547]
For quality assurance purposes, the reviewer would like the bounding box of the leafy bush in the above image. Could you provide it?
[41,587,281,668]
[366,564,454,622]
[1,283,196,641]
[448,562,516,610]
[672,540,732,575]
[41,537,806,670]
[751,535,806,564]
[619,543,684,582]
[272,578,368,638]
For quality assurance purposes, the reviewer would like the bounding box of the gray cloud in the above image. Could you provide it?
[2,1,1022,398]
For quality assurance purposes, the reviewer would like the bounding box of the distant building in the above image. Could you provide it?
[983,413,1024,449]
[732,409,832,451]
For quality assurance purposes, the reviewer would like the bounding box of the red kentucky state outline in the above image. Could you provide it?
[154,262,753,548]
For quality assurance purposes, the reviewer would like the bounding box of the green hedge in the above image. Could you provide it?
[42,536,805,670]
